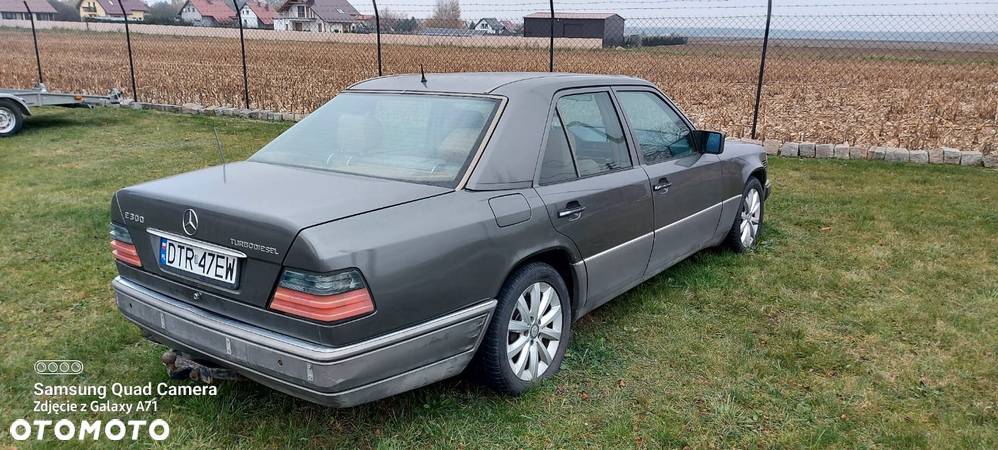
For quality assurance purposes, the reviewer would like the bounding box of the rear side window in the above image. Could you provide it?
[616,91,694,163]
[539,113,578,185]
[556,92,631,177]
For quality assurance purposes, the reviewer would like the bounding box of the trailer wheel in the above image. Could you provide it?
[0,100,25,137]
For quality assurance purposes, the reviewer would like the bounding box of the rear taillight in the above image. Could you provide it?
[110,223,141,267]
[270,268,374,322]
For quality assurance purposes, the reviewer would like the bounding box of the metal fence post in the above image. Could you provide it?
[372,0,382,76]
[750,0,772,140]
[118,0,138,102]
[23,1,43,85]
[235,1,250,109]
[548,0,555,72]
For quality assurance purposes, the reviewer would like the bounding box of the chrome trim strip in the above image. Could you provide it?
[654,202,720,234]
[146,228,248,259]
[583,195,742,264]
[113,277,497,362]
[654,196,740,235]
[583,232,654,263]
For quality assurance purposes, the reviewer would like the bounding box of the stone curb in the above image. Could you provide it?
[755,140,991,168]
[121,100,305,123]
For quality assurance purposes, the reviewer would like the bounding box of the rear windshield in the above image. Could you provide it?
[250,93,500,188]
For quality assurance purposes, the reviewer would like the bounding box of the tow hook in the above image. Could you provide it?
[161,350,243,384]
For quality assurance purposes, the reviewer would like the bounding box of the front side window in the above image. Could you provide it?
[556,92,631,177]
[616,91,694,164]
[251,93,499,187]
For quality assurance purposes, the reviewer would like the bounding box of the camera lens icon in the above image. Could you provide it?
[35,360,84,375]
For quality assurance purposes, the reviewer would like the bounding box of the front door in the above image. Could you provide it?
[613,88,724,276]
[534,90,654,308]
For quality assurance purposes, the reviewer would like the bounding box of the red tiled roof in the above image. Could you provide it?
[524,12,621,20]
[245,1,274,25]
[85,0,149,15]
[187,0,236,22]
[0,0,57,14]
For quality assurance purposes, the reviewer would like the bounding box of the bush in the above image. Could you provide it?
[641,34,688,47]
[623,34,643,48]
[146,2,182,25]
[47,0,79,22]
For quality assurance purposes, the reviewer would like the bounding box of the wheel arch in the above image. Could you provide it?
[0,95,31,117]
[500,246,585,321]
[748,166,766,187]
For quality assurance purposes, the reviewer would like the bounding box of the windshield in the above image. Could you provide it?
[250,93,500,188]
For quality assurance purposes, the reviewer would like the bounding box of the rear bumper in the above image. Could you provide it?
[113,276,496,407]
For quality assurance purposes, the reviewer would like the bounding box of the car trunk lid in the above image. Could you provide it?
[114,161,449,307]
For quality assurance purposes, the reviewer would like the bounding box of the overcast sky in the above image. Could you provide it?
[355,0,997,16]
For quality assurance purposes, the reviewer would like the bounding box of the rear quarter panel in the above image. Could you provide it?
[284,189,582,345]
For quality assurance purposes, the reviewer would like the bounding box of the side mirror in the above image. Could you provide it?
[693,130,725,154]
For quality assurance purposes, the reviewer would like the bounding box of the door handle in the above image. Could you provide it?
[651,177,672,194]
[557,201,586,218]
[653,178,672,192]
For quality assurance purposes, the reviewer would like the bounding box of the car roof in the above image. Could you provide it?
[346,72,653,95]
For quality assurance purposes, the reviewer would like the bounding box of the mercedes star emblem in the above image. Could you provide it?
[182,209,199,236]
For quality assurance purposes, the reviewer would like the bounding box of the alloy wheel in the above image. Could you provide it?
[506,281,563,381]
[739,188,761,247]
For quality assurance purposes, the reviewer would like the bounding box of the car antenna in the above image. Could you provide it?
[212,125,227,183]
[420,65,427,84]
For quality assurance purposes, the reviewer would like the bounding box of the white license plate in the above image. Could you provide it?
[159,238,238,285]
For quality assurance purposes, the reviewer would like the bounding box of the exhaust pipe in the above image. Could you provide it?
[161,350,243,384]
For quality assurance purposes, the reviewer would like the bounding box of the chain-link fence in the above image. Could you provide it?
[0,0,995,152]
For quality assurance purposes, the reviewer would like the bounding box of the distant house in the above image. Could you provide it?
[240,1,275,29]
[0,0,56,20]
[523,12,624,47]
[78,0,149,22]
[473,17,513,35]
[178,0,236,27]
[274,0,360,33]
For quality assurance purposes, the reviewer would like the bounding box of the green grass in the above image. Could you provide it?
[1,107,996,449]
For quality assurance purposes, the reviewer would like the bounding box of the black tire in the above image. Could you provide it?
[470,262,572,395]
[0,100,24,138]
[725,177,765,252]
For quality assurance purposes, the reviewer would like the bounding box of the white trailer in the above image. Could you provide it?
[0,85,122,137]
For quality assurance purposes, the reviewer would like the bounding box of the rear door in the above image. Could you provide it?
[613,88,724,276]
[534,89,654,307]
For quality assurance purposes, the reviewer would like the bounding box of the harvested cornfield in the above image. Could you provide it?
[1,27,995,152]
